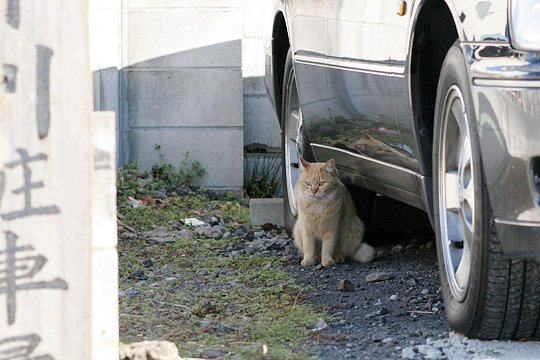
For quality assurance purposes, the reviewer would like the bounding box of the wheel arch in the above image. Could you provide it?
[271,11,290,129]
[409,0,460,180]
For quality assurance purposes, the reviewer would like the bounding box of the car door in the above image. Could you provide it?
[313,0,420,207]
[289,0,333,136]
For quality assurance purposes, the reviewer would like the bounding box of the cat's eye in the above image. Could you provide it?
[305,181,312,186]
[319,182,325,186]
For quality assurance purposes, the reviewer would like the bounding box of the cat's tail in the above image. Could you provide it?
[354,242,375,263]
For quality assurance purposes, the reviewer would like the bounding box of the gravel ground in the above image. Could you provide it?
[283,233,540,360]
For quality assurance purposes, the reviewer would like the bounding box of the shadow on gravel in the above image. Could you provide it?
[284,205,452,359]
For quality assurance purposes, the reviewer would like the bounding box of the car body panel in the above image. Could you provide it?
[265,0,540,256]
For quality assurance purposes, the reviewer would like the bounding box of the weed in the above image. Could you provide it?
[117,150,205,212]
[244,153,281,198]
[152,145,205,190]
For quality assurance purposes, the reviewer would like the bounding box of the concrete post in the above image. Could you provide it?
[1,1,117,359]
[91,112,119,360]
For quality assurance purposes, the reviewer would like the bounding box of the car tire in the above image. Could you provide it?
[433,41,540,340]
[281,48,313,233]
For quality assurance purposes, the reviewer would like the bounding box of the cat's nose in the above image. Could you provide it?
[311,188,318,194]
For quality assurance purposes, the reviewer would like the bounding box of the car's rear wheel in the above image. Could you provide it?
[281,49,312,233]
[433,41,540,340]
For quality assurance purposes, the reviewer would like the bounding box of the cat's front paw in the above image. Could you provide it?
[321,257,336,267]
[301,257,318,267]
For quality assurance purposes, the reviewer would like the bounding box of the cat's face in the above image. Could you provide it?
[297,157,339,198]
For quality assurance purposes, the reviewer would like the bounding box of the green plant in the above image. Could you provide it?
[116,150,205,209]
[152,145,205,189]
[244,153,281,198]
[117,161,143,200]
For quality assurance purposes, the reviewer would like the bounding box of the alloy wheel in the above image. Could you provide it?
[438,85,475,302]
[283,69,304,217]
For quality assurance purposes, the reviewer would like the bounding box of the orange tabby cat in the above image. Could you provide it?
[293,157,374,267]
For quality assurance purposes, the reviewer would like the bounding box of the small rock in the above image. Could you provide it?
[204,349,226,359]
[389,294,398,301]
[378,307,390,315]
[417,345,442,360]
[234,225,248,236]
[199,269,209,276]
[183,218,205,226]
[431,340,448,349]
[371,334,385,342]
[314,264,324,270]
[161,264,170,274]
[204,226,226,239]
[254,231,266,238]
[121,232,137,240]
[120,287,139,297]
[391,244,405,253]
[119,340,181,360]
[401,347,416,359]
[200,215,220,226]
[127,196,144,209]
[312,318,328,332]
[366,272,394,282]
[421,288,430,295]
[142,259,154,268]
[264,262,273,270]
[130,270,147,281]
[338,279,355,292]
[153,188,167,199]
[177,229,193,240]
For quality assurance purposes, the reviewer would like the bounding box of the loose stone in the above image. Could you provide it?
[366,272,394,282]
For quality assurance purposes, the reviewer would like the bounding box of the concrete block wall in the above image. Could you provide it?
[91,1,281,192]
[122,0,243,192]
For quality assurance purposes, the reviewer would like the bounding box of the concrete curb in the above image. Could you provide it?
[249,198,284,227]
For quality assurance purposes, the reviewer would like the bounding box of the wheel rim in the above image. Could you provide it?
[284,68,304,217]
[438,85,475,302]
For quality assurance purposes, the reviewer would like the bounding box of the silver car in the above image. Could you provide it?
[265,0,540,340]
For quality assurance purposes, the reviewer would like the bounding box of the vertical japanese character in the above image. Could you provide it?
[2,64,17,93]
[6,0,19,29]
[0,149,60,221]
[36,46,53,139]
[0,231,68,325]
[0,333,54,359]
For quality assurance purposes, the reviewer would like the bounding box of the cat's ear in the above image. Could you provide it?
[299,156,311,171]
[323,159,336,175]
